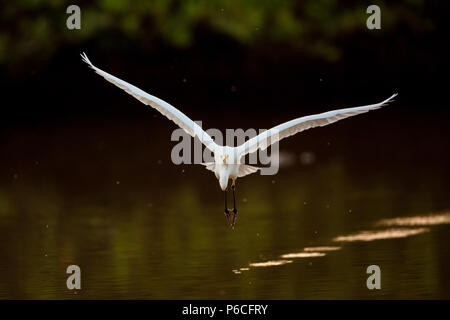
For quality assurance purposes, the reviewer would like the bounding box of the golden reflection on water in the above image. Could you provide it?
[2,119,450,298]
[231,267,250,274]
[376,212,450,227]
[235,212,450,273]
[280,252,326,258]
[303,246,341,252]
[249,260,293,267]
[333,227,430,242]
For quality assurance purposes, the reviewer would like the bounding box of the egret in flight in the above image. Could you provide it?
[81,53,396,228]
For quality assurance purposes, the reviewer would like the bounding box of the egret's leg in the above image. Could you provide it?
[230,184,237,229]
[224,190,230,214]
[232,185,237,214]
[224,188,235,228]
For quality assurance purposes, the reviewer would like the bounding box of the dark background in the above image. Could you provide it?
[1,0,449,126]
[1,0,448,200]
[0,0,449,299]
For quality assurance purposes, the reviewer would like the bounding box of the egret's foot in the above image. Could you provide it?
[224,208,231,222]
[230,208,238,229]
[224,186,238,229]
[224,208,238,229]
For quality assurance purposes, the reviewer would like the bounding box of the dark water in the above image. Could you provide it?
[0,112,449,299]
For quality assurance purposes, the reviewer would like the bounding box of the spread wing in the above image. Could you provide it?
[237,94,397,157]
[81,52,219,153]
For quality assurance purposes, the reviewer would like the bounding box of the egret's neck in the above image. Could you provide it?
[219,172,229,191]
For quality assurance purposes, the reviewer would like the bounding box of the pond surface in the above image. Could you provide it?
[0,113,449,299]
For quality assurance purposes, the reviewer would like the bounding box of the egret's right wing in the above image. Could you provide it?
[81,53,219,153]
[201,162,216,172]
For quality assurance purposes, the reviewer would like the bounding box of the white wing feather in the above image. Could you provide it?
[201,162,216,172]
[237,94,397,157]
[238,164,260,177]
[81,52,219,153]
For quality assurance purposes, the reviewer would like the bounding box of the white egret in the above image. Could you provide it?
[81,53,397,227]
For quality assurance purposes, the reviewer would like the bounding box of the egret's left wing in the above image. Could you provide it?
[237,94,397,157]
[81,53,219,153]
[238,164,260,177]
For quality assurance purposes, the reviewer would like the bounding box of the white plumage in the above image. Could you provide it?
[81,52,396,195]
